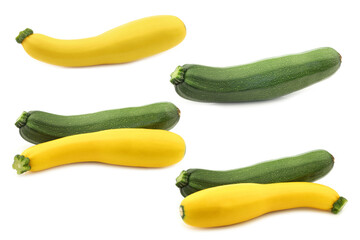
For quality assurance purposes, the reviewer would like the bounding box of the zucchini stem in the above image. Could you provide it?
[170,66,186,85]
[16,28,33,44]
[13,155,31,174]
[15,111,29,128]
[176,170,189,188]
[331,196,347,214]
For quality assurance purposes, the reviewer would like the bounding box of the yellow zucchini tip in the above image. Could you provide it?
[179,205,185,219]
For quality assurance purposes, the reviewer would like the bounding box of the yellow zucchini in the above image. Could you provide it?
[13,129,186,174]
[16,15,186,67]
[180,182,347,227]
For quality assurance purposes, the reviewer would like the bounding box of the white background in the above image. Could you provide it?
[0,0,358,239]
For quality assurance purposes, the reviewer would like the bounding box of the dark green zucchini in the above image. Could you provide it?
[170,47,341,102]
[176,150,334,197]
[16,102,181,144]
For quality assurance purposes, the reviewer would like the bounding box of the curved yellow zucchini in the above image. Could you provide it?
[180,182,347,227]
[16,15,186,67]
[13,129,186,174]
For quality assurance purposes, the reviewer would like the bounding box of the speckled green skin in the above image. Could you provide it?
[176,150,334,197]
[16,102,180,144]
[171,48,341,102]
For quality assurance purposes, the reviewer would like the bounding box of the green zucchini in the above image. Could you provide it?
[16,102,181,144]
[176,150,334,197]
[170,47,341,102]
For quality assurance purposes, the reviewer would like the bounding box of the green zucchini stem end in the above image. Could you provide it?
[176,170,189,188]
[16,28,33,44]
[170,66,186,85]
[13,155,31,175]
[15,111,29,128]
[331,196,347,214]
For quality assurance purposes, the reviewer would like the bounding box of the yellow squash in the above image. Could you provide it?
[13,129,186,174]
[180,182,347,227]
[16,15,186,67]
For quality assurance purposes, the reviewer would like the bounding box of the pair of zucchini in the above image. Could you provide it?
[177,150,347,227]
[13,102,185,174]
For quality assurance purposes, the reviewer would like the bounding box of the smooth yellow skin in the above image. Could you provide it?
[20,15,186,67]
[21,129,186,172]
[180,182,340,228]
